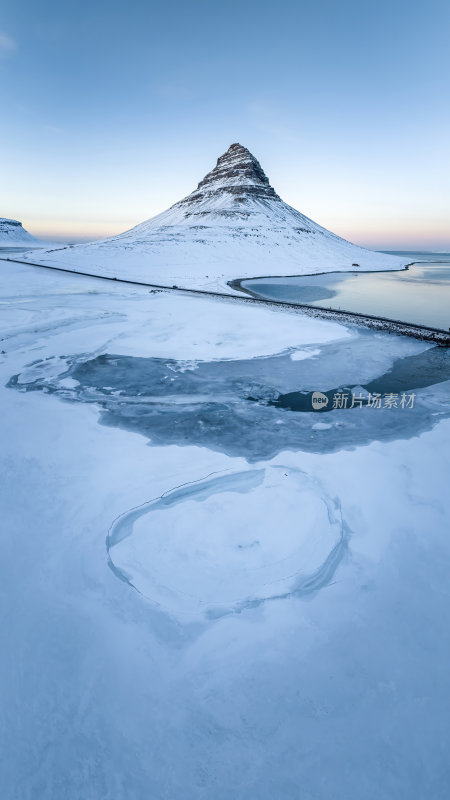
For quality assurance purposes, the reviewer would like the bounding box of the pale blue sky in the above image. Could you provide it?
[1,0,449,247]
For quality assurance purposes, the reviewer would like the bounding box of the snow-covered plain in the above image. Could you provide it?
[19,144,409,291]
[1,257,450,799]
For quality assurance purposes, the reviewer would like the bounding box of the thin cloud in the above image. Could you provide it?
[0,33,16,57]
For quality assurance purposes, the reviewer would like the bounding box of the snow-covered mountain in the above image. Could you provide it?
[0,217,46,247]
[22,144,408,290]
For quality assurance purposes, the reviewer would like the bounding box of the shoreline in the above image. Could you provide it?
[2,255,449,347]
[229,267,450,345]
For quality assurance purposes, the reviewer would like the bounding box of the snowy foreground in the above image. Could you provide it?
[1,258,450,799]
[19,144,409,291]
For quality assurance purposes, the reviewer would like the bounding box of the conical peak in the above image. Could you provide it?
[192,143,279,201]
[226,142,251,155]
[221,142,255,162]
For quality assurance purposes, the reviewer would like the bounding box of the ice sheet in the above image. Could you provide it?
[1,259,450,799]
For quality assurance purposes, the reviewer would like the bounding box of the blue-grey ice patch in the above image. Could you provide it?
[13,355,73,385]
[7,334,450,460]
[106,466,345,622]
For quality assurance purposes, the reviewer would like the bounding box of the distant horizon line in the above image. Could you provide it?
[5,215,449,252]
[32,233,450,254]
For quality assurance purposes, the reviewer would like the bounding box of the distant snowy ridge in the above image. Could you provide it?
[0,217,47,247]
[21,144,409,290]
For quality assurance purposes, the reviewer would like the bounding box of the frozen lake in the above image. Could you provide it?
[241,253,450,331]
[1,258,450,799]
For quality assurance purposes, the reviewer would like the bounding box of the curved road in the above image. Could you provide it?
[2,255,449,346]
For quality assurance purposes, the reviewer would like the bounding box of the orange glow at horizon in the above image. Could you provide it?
[26,214,450,250]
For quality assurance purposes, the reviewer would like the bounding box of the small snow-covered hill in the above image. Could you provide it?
[0,217,46,247]
[22,144,408,289]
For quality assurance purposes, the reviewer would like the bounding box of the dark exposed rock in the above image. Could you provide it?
[178,143,280,207]
[0,218,22,228]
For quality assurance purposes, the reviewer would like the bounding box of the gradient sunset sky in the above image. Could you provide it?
[1,0,449,248]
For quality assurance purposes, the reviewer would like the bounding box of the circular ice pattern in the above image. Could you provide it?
[107,466,345,621]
